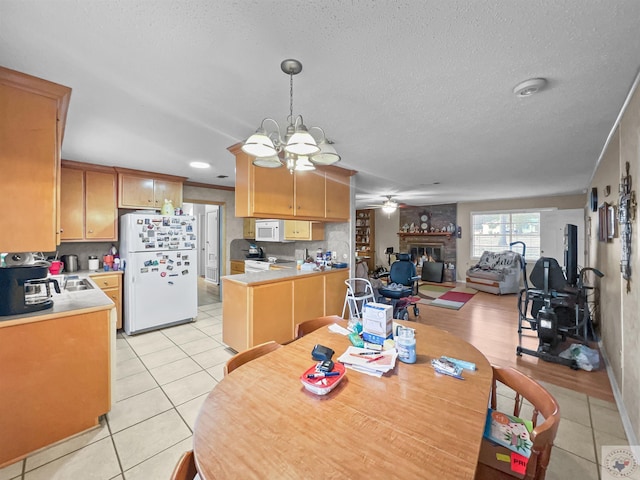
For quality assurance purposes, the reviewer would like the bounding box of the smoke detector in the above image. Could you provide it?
[513,78,547,97]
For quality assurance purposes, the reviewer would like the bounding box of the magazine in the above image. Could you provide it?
[483,408,533,458]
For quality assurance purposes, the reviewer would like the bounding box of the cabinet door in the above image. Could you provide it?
[253,165,294,217]
[85,170,117,240]
[294,170,325,218]
[119,175,154,208]
[250,281,293,345]
[293,275,326,329]
[1,83,59,252]
[325,270,350,317]
[243,218,256,239]
[102,286,122,329]
[60,167,85,241]
[284,220,301,239]
[154,180,183,208]
[325,169,350,221]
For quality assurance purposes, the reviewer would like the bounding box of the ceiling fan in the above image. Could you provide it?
[366,195,405,213]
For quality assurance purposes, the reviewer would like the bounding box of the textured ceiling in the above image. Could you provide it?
[2,0,640,208]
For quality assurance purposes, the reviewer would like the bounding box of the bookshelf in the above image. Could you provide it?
[355,209,376,272]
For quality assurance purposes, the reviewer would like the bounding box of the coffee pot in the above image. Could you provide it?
[0,265,60,316]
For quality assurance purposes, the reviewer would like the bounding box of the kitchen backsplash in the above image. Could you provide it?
[43,242,119,271]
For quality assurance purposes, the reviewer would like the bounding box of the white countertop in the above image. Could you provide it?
[223,265,349,286]
[0,274,115,327]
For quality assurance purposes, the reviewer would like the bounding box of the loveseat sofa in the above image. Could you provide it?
[466,250,524,295]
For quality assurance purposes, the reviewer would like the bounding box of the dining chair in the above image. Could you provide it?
[224,341,283,376]
[170,450,199,480]
[475,366,560,480]
[294,315,342,339]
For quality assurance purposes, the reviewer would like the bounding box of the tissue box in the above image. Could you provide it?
[362,302,393,342]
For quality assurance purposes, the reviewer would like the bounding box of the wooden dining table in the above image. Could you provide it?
[193,320,492,479]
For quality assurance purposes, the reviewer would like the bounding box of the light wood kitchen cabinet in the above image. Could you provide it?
[60,161,117,242]
[0,308,112,467]
[0,67,71,252]
[284,220,325,241]
[243,218,256,239]
[325,168,351,221]
[230,143,354,221]
[230,260,245,275]
[222,268,350,351]
[90,273,122,329]
[116,168,186,209]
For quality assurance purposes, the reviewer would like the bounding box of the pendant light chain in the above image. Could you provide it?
[289,70,294,126]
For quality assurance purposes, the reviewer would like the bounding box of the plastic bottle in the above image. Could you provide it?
[396,327,416,364]
[316,248,323,267]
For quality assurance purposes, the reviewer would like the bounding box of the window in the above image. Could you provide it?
[471,211,540,260]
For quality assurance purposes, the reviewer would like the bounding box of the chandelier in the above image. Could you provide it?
[241,59,340,173]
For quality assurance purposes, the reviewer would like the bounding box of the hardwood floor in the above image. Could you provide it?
[410,288,615,402]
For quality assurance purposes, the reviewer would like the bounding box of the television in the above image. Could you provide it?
[564,224,578,286]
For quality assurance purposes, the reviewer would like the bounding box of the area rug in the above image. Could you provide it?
[429,290,477,310]
[417,284,453,304]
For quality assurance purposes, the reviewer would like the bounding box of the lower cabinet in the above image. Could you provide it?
[90,273,122,329]
[230,260,245,275]
[0,308,112,466]
[222,269,349,352]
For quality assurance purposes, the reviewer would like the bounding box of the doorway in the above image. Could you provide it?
[183,202,221,306]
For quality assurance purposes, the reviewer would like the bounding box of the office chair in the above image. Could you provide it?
[378,253,420,320]
[475,366,560,480]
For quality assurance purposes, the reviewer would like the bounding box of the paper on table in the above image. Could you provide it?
[337,346,398,376]
[328,324,351,336]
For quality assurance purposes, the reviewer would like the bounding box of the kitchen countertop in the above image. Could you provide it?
[223,265,349,287]
[0,274,115,328]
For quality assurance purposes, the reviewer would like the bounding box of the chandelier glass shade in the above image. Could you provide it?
[241,59,340,173]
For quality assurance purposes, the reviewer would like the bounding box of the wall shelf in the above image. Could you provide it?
[356,209,375,272]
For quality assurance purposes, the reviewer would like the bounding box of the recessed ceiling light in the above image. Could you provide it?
[190,161,210,169]
[513,78,547,97]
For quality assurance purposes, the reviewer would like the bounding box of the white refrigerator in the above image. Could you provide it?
[120,212,198,335]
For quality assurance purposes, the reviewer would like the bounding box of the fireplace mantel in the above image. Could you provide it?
[397,232,452,239]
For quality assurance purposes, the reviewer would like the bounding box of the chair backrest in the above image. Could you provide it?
[529,257,568,292]
[295,315,342,339]
[224,341,282,376]
[389,253,417,286]
[478,366,561,480]
[170,450,198,480]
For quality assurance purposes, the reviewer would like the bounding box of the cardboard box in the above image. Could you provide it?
[362,331,393,346]
[362,302,393,338]
[478,439,528,478]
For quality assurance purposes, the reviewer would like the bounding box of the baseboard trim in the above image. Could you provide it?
[598,339,639,459]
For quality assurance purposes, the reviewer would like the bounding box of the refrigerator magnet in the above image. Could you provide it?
[182,255,189,260]
[140,267,149,273]
[181,270,188,275]
[167,265,174,270]
[177,261,182,266]
[169,274,178,277]
[145,243,156,249]
[152,260,159,266]
[151,268,159,272]
[168,259,174,264]
[184,261,190,266]
[144,260,152,266]
[148,230,155,237]
[168,281,174,285]
[177,253,181,258]
[160,272,166,277]
[137,219,143,225]
[163,218,170,226]
[159,259,166,264]
[144,218,150,224]
[186,225,193,232]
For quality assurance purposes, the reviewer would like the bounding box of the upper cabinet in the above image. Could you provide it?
[0,67,71,252]
[230,144,354,222]
[60,161,117,242]
[243,218,256,239]
[116,168,186,210]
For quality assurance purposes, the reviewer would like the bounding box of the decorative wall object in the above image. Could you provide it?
[618,161,636,292]
[598,203,608,242]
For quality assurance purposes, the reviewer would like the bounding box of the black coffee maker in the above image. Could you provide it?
[0,265,60,316]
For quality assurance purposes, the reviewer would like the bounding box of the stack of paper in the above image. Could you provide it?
[337,346,398,377]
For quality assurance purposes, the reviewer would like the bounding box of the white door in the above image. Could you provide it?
[205,208,219,284]
[540,209,585,266]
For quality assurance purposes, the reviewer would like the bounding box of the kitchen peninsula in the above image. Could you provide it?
[222,267,348,351]
[0,277,115,468]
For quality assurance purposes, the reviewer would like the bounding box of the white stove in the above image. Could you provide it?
[244,259,271,273]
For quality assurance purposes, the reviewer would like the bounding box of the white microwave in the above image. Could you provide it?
[255,220,291,242]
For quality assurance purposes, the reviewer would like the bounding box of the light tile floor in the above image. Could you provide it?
[0,300,631,480]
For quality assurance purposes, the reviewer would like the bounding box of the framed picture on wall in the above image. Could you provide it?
[607,204,616,239]
[598,203,608,242]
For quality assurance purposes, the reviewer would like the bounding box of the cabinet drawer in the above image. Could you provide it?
[90,274,121,289]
